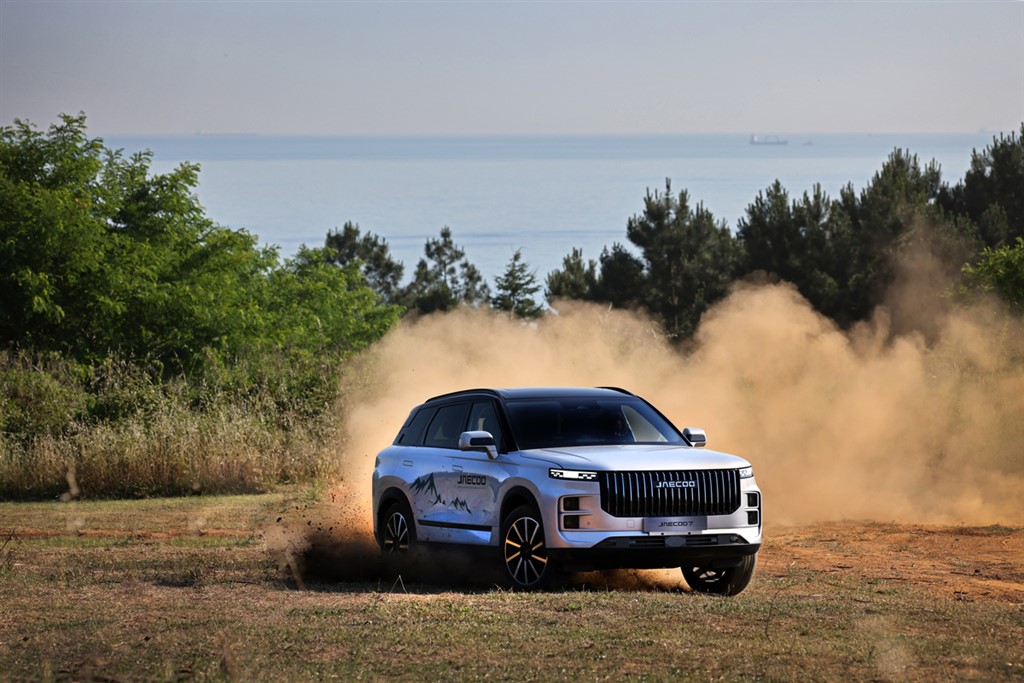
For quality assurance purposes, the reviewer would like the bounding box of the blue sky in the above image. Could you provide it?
[2,0,1021,135]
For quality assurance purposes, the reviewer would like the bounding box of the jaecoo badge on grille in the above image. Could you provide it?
[657,480,696,488]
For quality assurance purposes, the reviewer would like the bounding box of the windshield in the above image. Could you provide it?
[506,397,685,450]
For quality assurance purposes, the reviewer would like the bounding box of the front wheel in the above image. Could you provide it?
[682,554,757,596]
[500,504,556,590]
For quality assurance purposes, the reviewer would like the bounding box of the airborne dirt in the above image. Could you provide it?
[336,277,1023,535]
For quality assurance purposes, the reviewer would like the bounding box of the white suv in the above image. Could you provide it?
[372,387,762,594]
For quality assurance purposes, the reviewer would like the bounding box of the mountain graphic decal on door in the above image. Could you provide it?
[409,473,443,505]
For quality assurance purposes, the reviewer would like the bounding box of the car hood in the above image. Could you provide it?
[519,444,750,471]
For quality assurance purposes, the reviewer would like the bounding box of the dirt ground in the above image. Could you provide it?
[761,521,1024,604]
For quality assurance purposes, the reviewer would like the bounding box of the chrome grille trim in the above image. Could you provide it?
[599,470,741,518]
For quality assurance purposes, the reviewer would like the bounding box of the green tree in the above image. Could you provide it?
[0,114,275,367]
[492,250,543,319]
[545,247,598,302]
[626,181,744,338]
[324,221,404,304]
[737,180,802,282]
[402,226,490,313]
[961,237,1024,313]
[738,182,853,317]
[266,246,401,357]
[0,114,398,372]
[824,149,943,325]
[939,124,1024,248]
[592,244,646,309]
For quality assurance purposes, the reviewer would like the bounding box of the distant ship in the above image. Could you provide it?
[750,135,788,145]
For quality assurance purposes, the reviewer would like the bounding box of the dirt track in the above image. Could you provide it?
[761,522,1024,604]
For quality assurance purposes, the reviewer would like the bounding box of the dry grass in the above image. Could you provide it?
[0,350,344,500]
[0,406,338,500]
[1,494,1022,682]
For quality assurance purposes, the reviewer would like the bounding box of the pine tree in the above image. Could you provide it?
[492,250,543,319]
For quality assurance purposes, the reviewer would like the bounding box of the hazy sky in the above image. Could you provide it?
[2,0,1021,136]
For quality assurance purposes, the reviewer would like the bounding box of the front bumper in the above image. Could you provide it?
[538,477,763,557]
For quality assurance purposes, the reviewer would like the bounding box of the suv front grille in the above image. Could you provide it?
[598,470,741,518]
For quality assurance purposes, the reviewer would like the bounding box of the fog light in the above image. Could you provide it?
[563,496,580,512]
[747,492,760,508]
[747,511,759,526]
[563,516,580,530]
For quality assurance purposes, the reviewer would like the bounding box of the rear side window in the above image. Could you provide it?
[423,403,470,450]
[397,407,436,445]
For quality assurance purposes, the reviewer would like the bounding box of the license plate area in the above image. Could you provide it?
[643,517,707,534]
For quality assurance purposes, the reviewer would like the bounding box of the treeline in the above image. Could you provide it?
[329,127,1024,339]
[544,132,1023,338]
[1,114,1021,498]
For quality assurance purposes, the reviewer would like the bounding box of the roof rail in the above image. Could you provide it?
[425,388,502,403]
[597,386,635,396]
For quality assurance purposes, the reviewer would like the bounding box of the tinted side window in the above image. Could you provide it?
[397,407,436,445]
[423,403,470,450]
[468,400,505,452]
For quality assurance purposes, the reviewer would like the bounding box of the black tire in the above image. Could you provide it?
[682,554,757,596]
[379,499,415,554]
[500,503,556,590]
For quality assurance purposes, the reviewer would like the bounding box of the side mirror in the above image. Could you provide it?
[682,427,707,448]
[459,431,498,460]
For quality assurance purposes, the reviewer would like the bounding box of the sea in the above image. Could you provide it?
[106,132,1000,285]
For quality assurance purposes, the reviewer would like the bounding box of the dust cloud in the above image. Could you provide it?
[336,247,1023,531]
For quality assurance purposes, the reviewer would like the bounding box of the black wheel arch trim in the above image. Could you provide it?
[500,485,541,521]
[377,488,415,538]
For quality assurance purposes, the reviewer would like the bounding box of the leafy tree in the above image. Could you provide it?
[266,246,401,357]
[0,114,398,373]
[626,181,744,338]
[961,237,1024,313]
[324,221,404,304]
[1,114,109,352]
[545,247,598,302]
[492,250,543,319]
[402,226,490,313]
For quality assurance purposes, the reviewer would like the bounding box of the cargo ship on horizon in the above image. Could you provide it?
[750,134,788,145]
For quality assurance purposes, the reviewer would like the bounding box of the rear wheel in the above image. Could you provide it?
[379,499,415,554]
[501,504,556,590]
[682,554,757,596]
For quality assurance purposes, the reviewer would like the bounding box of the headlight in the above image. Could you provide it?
[549,468,598,481]
[738,466,754,479]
